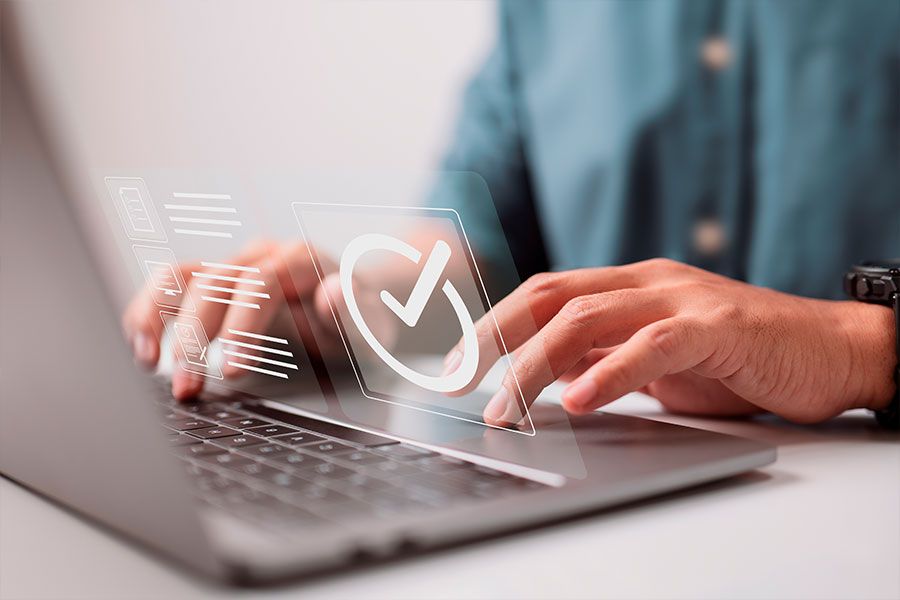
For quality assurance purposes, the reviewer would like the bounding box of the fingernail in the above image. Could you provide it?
[484,387,510,424]
[134,332,154,364]
[498,397,525,425]
[441,349,462,376]
[562,379,598,411]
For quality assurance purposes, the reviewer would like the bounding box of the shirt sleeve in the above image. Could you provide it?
[426,3,548,296]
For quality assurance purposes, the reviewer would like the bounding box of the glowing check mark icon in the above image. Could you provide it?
[379,240,451,327]
[339,233,479,394]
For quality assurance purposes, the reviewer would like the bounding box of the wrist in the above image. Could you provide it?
[837,301,897,411]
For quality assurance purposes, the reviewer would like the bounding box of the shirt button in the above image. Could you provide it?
[701,36,731,71]
[692,218,726,256]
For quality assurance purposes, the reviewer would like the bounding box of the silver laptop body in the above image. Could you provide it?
[0,14,775,585]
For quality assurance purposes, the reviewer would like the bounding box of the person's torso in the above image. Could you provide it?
[505,0,899,298]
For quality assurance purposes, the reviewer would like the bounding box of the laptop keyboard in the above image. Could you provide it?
[160,397,547,534]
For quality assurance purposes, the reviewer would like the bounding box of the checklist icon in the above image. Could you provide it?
[104,177,168,244]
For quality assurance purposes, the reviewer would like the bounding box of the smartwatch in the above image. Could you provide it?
[843,260,900,430]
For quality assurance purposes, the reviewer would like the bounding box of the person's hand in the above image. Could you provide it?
[445,258,896,425]
[122,240,393,400]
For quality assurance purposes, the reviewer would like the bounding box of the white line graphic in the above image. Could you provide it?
[218,338,293,357]
[173,229,233,238]
[168,217,243,226]
[163,204,237,213]
[227,362,289,379]
[200,262,260,273]
[220,328,298,379]
[196,284,271,299]
[172,192,232,200]
[223,350,299,370]
[190,272,266,286]
[200,296,260,310]
[227,329,288,344]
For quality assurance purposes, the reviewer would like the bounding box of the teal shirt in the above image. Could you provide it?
[433,0,899,299]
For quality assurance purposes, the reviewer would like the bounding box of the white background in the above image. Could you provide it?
[8,0,494,300]
[12,0,493,171]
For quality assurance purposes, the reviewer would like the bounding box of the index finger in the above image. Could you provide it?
[444,266,642,396]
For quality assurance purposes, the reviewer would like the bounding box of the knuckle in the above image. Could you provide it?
[599,287,639,306]
[664,280,705,295]
[513,353,543,382]
[639,257,694,276]
[476,321,499,348]
[642,257,677,270]
[560,295,598,327]
[642,320,684,360]
[710,301,743,325]
[603,358,634,393]
[522,272,566,298]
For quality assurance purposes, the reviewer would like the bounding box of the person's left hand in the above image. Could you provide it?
[443,259,896,425]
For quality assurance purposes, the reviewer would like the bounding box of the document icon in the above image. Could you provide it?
[132,245,195,313]
[145,260,183,298]
[160,312,223,380]
[105,176,168,243]
[119,187,155,233]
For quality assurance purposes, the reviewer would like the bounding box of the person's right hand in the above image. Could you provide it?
[122,240,392,400]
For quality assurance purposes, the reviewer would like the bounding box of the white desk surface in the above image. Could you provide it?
[2,390,898,600]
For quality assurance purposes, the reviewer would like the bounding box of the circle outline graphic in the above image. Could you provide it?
[339,233,479,394]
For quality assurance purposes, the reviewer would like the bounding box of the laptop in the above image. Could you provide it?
[0,14,775,585]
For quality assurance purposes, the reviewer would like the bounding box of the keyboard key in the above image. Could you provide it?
[199,452,254,468]
[219,484,265,506]
[211,434,267,449]
[168,434,201,447]
[365,460,423,478]
[338,450,389,466]
[183,462,211,478]
[269,451,326,470]
[241,443,291,459]
[196,474,238,494]
[167,417,215,431]
[367,490,431,514]
[175,442,227,457]
[299,462,355,480]
[196,406,243,420]
[221,417,271,429]
[270,432,325,446]
[397,477,456,504]
[329,472,393,495]
[248,406,398,446]
[292,484,352,504]
[244,425,299,438]
[373,443,438,460]
[230,461,283,479]
[187,426,241,440]
[264,471,314,492]
[300,441,356,456]
[407,471,473,494]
